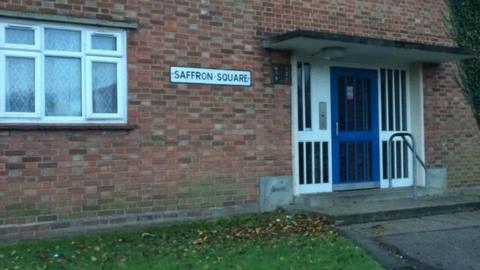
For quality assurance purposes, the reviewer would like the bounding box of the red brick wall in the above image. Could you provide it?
[0,0,478,238]
[423,63,480,188]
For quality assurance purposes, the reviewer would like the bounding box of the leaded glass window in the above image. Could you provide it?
[0,20,127,123]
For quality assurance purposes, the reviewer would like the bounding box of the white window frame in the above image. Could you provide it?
[41,25,85,123]
[0,50,42,119]
[86,31,123,57]
[43,26,84,55]
[86,56,126,120]
[0,19,127,124]
[1,23,41,51]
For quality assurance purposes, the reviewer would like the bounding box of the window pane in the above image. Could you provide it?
[45,29,81,52]
[92,34,117,50]
[5,26,35,45]
[5,57,35,113]
[45,57,82,116]
[92,62,117,114]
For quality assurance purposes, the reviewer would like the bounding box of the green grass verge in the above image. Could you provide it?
[0,212,382,270]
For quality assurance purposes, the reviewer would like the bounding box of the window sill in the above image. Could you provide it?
[0,124,137,131]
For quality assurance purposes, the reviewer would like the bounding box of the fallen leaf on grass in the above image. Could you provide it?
[141,232,156,238]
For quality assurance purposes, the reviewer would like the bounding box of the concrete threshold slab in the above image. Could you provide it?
[284,193,480,225]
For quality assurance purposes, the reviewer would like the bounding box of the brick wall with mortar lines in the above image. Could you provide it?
[0,0,478,238]
[423,63,480,188]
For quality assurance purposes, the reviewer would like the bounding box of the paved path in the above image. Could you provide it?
[339,211,480,270]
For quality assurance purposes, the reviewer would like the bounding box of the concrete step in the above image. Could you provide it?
[294,187,427,208]
[285,192,480,226]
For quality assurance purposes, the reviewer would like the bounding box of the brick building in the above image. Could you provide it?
[0,0,478,240]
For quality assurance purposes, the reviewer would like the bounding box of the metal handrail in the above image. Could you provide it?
[402,139,427,171]
[388,132,427,200]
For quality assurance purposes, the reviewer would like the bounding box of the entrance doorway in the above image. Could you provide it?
[293,60,421,194]
[331,67,380,190]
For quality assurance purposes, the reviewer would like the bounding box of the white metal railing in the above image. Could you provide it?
[388,132,427,199]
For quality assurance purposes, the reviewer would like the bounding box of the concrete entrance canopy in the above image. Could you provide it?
[261,30,473,64]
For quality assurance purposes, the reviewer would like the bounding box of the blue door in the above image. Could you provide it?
[331,67,380,190]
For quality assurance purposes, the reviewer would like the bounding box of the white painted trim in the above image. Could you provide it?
[407,63,426,187]
[42,26,83,55]
[0,23,4,48]
[0,51,42,118]
[291,56,424,194]
[122,29,129,124]
[86,56,126,120]
[0,18,127,124]
[86,31,124,57]
[1,23,40,51]
[419,65,426,186]
[379,67,415,188]
[0,49,3,116]
[292,57,334,194]
[291,53,299,196]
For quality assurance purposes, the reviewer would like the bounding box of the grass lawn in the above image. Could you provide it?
[0,211,382,270]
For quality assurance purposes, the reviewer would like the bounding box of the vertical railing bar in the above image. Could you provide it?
[305,63,312,130]
[324,142,329,183]
[398,140,404,179]
[401,70,408,131]
[392,69,397,132]
[299,142,303,185]
[398,70,403,132]
[312,142,316,184]
[387,138,392,188]
[303,142,307,185]
[297,62,303,131]
[368,141,372,180]
[381,69,386,131]
[353,142,358,181]
[345,142,350,183]
[393,139,398,180]
[363,141,367,181]
[344,77,348,133]
[302,63,306,131]
[353,78,357,132]
[311,142,315,184]
[385,69,390,131]
[389,133,419,199]
[319,142,323,183]
[405,134,418,200]
[362,77,366,132]
[402,139,427,170]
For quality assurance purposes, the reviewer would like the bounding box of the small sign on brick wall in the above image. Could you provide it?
[271,64,291,85]
[170,66,252,87]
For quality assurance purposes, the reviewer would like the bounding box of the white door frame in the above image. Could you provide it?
[291,53,425,195]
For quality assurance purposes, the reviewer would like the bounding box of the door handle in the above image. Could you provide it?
[336,122,339,136]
